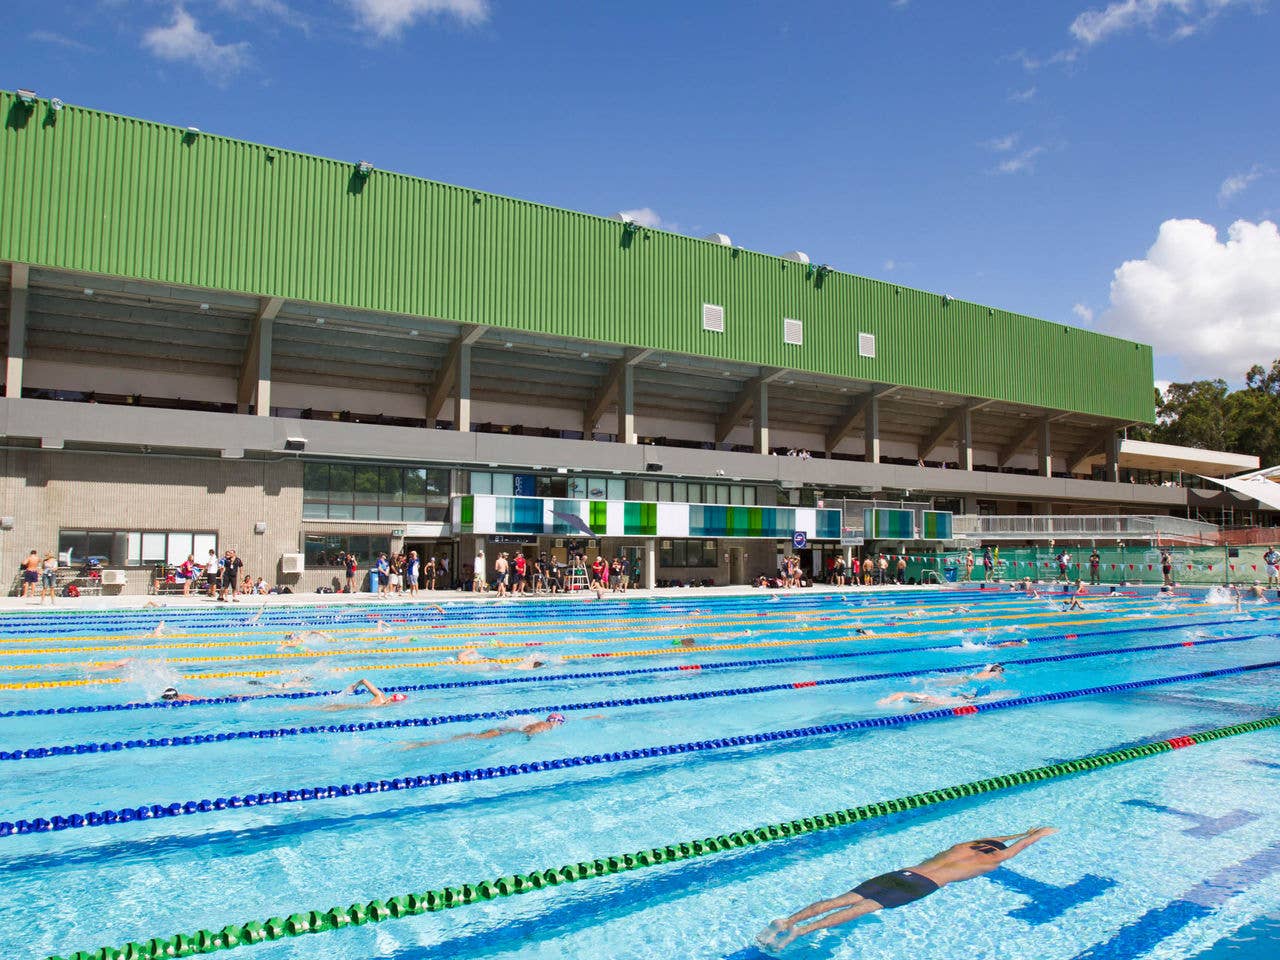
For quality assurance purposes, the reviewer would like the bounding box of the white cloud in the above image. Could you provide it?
[349,0,489,38]
[1218,164,1265,204]
[29,29,93,51]
[1008,85,1038,102]
[983,133,1020,152]
[995,145,1046,174]
[1098,218,1280,379]
[616,207,665,229]
[217,0,310,32]
[883,259,896,272]
[1070,0,1252,46]
[1072,302,1095,325]
[142,7,249,79]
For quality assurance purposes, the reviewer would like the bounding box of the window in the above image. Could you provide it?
[303,533,388,567]
[58,530,217,568]
[659,538,719,569]
[304,462,451,522]
[702,303,725,333]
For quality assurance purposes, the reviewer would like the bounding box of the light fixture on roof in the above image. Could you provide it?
[49,97,63,112]
[723,371,733,377]
[16,89,37,106]
[580,351,591,359]
[356,160,374,177]
[658,361,668,368]
[785,380,795,386]
[839,387,848,393]
[199,303,209,311]
[83,288,94,297]
[315,317,326,325]
[409,330,418,336]
[503,341,513,349]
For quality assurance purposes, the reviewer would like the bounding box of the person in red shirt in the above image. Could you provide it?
[513,552,527,595]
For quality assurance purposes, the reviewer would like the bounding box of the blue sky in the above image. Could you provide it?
[5,0,1279,385]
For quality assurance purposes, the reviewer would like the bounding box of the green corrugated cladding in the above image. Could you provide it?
[0,93,1154,422]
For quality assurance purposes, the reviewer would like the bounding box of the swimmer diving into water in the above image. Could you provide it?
[758,827,1057,951]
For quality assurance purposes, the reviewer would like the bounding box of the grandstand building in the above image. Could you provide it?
[0,91,1265,592]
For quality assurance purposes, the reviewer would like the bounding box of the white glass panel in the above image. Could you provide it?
[193,533,217,558]
[167,533,193,565]
[126,532,142,566]
[141,532,167,563]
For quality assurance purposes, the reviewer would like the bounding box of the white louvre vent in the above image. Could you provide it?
[858,332,876,358]
[702,303,725,333]
[783,318,803,346]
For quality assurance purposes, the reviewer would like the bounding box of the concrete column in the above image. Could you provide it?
[5,264,29,399]
[865,394,881,464]
[644,538,656,589]
[616,363,635,444]
[958,409,974,471]
[1103,432,1121,483]
[1038,419,1052,477]
[454,342,472,432]
[253,318,272,416]
[753,379,769,454]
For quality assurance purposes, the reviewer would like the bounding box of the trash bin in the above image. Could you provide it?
[943,567,958,583]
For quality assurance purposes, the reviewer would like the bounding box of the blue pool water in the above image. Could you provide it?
[1,588,1278,959]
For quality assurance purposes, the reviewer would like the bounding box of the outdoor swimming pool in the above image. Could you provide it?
[1,587,1278,960]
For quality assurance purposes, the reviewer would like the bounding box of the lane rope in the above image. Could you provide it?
[6,658,1279,840]
[44,713,1280,960]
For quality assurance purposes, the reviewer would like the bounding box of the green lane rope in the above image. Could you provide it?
[48,713,1280,960]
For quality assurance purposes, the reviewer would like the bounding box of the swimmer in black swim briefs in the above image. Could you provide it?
[758,827,1056,951]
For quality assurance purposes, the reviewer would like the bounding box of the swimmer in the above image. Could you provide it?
[428,604,446,616]
[514,655,552,670]
[758,827,1057,950]
[277,638,304,650]
[992,638,1029,649]
[151,621,167,638]
[318,678,407,710]
[877,686,1003,708]
[855,628,873,636]
[374,619,392,634]
[143,600,164,610]
[159,686,201,703]
[456,647,500,665]
[949,606,971,615]
[672,637,699,648]
[1061,596,1085,611]
[938,663,1006,686]
[1249,582,1267,601]
[283,630,334,645]
[402,711,593,749]
[84,658,134,672]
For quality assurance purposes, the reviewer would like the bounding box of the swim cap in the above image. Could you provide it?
[389,693,408,703]
[160,687,178,701]
[546,712,566,725]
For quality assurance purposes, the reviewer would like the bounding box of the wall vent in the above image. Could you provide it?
[858,332,876,358]
[702,303,725,333]
[783,318,803,346]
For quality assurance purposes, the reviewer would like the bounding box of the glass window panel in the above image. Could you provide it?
[704,540,719,566]
[141,533,167,563]
[426,469,450,497]
[378,505,404,522]
[658,482,672,501]
[380,467,405,503]
[642,481,657,501]
[353,467,380,498]
[405,468,428,499]
[354,504,379,520]
[328,503,354,520]
[125,532,142,565]
[303,463,329,498]
[402,506,426,522]
[329,464,354,494]
[607,479,625,500]
[492,473,514,496]
[470,472,492,495]
[303,501,328,519]
[744,487,756,506]
[193,533,217,558]
[167,533,193,564]
[730,485,744,505]
[672,540,686,566]
[567,476,586,499]
[672,482,687,502]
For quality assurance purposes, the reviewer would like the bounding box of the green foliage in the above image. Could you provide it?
[1130,358,1280,465]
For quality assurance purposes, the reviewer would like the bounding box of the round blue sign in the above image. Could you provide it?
[791,531,807,549]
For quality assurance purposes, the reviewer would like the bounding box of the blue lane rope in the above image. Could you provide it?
[4,658,1278,840]
[0,614,1269,718]
[2,630,1273,763]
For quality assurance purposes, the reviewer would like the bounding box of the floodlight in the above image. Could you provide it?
[356,160,374,176]
[49,98,63,112]
[16,89,36,106]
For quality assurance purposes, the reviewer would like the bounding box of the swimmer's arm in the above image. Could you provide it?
[991,827,1058,860]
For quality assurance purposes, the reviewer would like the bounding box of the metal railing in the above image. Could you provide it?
[950,514,1218,542]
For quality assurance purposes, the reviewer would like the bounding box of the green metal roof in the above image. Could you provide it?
[0,91,1155,422]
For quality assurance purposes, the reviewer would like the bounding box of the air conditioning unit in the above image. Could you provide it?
[101,570,127,586]
[281,553,304,574]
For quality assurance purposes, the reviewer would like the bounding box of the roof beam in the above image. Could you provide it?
[582,348,652,434]
[997,412,1073,467]
[236,296,283,414]
[715,367,786,443]
[824,384,895,453]
[424,324,486,421]
[1068,426,1120,474]
[918,399,993,458]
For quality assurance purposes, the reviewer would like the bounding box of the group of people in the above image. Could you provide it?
[475,550,641,597]
[367,550,451,595]
[19,550,59,603]
[151,549,247,601]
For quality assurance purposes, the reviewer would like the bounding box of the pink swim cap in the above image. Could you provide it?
[546,712,566,725]
[389,693,408,703]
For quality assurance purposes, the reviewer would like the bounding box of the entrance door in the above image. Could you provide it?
[728,547,747,585]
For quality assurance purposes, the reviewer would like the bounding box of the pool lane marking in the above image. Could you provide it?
[1119,799,1260,838]
[4,631,1276,763]
[42,715,1280,960]
[0,607,1263,680]
[1069,839,1280,959]
[4,618,1267,716]
[988,870,1118,924]
[7,660,1280,841]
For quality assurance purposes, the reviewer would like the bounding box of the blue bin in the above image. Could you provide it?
[943,567,958,583]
